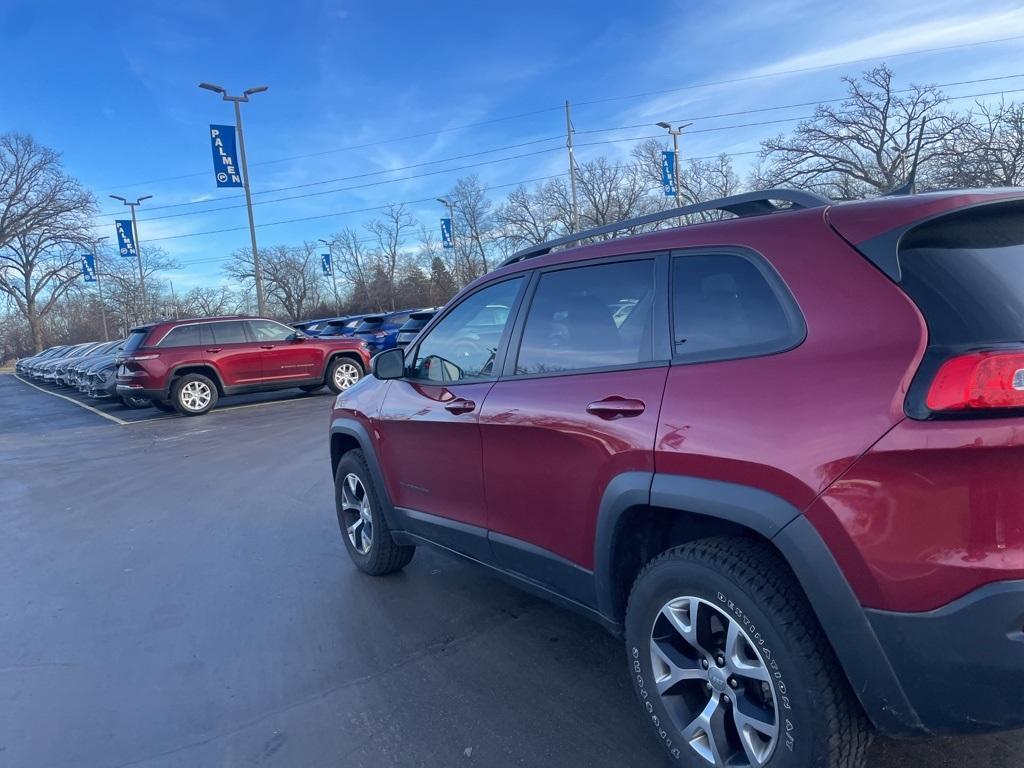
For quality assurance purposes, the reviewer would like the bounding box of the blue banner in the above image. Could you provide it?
[321,253,332,277]
[661,151,677,197]
[115,220,137,258]
[440,217,453,249]
[81,254,96,283]
[209,124,243,188]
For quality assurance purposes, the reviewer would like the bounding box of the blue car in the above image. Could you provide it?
[351,310,419,353]
[291,317,339,337]
[318,314,371,338]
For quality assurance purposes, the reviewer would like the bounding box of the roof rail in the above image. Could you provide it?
[499,188,830,267]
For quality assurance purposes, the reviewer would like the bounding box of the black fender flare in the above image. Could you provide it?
[165,362,226,397]
[329,417,399,529]
[594,471,923,736]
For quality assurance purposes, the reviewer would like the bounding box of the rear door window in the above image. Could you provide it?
[671,252,804,363]
[209,321,248,344]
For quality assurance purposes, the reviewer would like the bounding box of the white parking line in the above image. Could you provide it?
[13,374,128,425]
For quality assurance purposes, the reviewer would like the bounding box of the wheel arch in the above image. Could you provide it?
[326,350,366,376]
[167,363,225,396]
[595,471,925,736]
[329,417,398,529]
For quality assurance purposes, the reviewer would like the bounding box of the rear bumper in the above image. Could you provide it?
[115,385,163,401]
[869,579,1024,734]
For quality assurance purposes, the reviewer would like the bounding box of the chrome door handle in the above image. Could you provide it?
[444,398,476,415]
[586,397,646,419]
[205,348,222,353]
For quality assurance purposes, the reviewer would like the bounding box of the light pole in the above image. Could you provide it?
[92,235,110,341]
[656,121,693,211]
[318,238,342,316]
[437,197,455,248]
[199,82,268,316]
[109,194,151,322]
[167,279,179,320]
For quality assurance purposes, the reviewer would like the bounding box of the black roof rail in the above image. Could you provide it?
[499,188,830,267]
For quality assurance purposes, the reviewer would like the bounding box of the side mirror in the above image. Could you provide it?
[372,347,405,380]
[287,331,306,342]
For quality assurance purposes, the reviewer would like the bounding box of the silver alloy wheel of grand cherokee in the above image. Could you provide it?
[649,595,779,767]
[340,472,373,554]
[333,361,362,390]
[179,380,213,412]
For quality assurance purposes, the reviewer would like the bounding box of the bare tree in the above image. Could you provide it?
[181,285,239,317]
[0,133,97,351]
[756,65,963,198]
[447,176,494,283]
[494,184,564,249]
[103,246,179,332]
[365,204,416,311]
[929,99,1024,188]
[632,140,742,220]
[576,156,657,234]
[226,244,323,320]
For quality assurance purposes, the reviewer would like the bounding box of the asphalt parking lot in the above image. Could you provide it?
[1,372,1021,768]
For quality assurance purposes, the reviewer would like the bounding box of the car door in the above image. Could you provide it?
[204,320,263,386]
[247,319,321,382]
[374,276,526,556]
[478,256,671,586]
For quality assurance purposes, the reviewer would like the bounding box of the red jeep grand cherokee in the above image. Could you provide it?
[117,315,369,415]
[329,188,1024,767]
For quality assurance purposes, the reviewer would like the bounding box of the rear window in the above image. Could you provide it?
[401,313,434,331]
[122,330,150,354]
[899,201,1024,347]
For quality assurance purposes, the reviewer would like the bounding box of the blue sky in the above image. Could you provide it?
[4,0,1024,291]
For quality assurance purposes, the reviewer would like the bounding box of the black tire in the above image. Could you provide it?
[149,399,176,413]
[334,449,414,575]
[625,538,872,768]
[299,384,324,393]
[119,395,151,409]
[170,373,218,416]
[326,356,364,394]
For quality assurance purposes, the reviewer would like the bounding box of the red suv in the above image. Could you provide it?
[328,188,1024,767]
[117,316,370,415]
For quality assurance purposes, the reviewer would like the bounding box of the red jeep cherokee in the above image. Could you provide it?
[329,188,1024,767]
[117,315,369,415]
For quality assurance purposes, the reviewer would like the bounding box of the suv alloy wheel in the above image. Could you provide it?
[327,357,363,393]
[625,539,871,768]
[171,373,219,416]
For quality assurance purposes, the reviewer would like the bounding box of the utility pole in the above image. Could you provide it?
[109,194,151,322]
[168,279,179,319]
[318,238,342,315]
[565,100,580,233]
[93,236,110,342]
[199,82,269,316]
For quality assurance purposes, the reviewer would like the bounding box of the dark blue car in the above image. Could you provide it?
[351,310,418,353]
[318,314,370,338]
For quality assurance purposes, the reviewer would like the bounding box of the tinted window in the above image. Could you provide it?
[159,324,205,347]
[209,321,248,344]
[248,319,293,342]
[516,260,654,375]
[899,201,1024,346]
[387,312,412,326]
[410,278,523,383]
[122,331,149,354]
[355,317,384,333]
[672,253,801,362]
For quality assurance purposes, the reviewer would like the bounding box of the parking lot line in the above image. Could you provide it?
[13,374,129,425]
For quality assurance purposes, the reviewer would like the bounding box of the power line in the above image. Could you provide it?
[94,33,1024,193]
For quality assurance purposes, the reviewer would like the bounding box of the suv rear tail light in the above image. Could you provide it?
[926,350,1024,411]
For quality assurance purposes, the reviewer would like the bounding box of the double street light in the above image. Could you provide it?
[199,82,268,316]
[109,194,151,322]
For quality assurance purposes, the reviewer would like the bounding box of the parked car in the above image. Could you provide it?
[328,188,1024,767]
[292,317,339,337]
[57,340,121,387]
[16,345,68,376]
[395,309,438,348]
[33,342,102,383]
[24,345,75,379]
[317,314,369,338]
[116,315,371,416]
[350,310,418,353]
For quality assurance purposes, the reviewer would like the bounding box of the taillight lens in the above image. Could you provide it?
[926,351,1024,411]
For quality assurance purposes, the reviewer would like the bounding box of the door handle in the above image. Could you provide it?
[586,396,646,419]
[205,348,222,353]
[444,398,476,415]
[260,344,275,350]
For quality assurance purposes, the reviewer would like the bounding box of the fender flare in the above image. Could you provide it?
[166,362,226,397]
[594,471,924,736]
[329,417,399,529]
